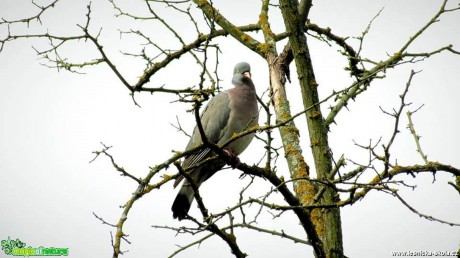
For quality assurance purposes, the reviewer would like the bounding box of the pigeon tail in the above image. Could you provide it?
[171,184,195,220]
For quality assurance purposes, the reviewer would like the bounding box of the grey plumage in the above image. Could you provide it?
[171,62,259,220]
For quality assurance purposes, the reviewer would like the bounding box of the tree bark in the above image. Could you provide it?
[279,0,344,257]
[267,52,325,258]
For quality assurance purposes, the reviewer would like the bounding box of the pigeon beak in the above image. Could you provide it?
[243,72,251,78]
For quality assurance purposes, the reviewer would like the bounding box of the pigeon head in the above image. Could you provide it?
[232,62,252,85]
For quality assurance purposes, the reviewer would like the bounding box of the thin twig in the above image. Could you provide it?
[391,189,460,226]
[406,109,428,163]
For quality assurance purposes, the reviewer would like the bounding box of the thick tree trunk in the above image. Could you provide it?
[279,0,344,257]
[267,52,325,258]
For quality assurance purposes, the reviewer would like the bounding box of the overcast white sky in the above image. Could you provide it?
[1,0,459,257]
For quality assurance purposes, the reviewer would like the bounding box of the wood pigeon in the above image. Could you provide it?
[171,62,259,220]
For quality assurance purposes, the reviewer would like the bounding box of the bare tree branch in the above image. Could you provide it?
[390,189,460,226]
[406,109,429,164]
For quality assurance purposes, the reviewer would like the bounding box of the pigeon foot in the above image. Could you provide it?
[224,149,240,168]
